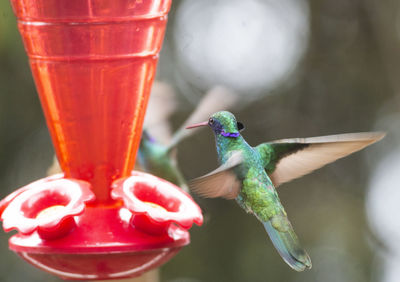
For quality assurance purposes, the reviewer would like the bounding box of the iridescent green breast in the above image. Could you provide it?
[214,133,283,222]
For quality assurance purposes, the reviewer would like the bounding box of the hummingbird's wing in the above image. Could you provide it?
[167,86,238,151]
[143,81,177,145]
[47,155,62,175]
[255,132,385,187]
[189,151,243,199]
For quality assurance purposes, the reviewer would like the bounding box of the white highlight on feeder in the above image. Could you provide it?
[36,205,67,224]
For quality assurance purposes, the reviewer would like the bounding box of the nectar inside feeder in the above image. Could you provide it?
[1,0,203,280]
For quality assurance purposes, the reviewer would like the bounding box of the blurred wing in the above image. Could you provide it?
[256,132,385,187]
[143,81,177,145]
[189,151,243,199]
[168,86,238,149]
[47,155,62,175]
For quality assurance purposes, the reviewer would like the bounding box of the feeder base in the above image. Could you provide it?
[17,248,180,280]
[8,205,189,280]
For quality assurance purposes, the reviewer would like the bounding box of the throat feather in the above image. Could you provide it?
[220,130,240,138]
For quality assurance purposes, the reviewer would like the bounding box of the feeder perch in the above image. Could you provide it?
[0,0,203,280]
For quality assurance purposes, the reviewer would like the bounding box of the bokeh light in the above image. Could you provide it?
[367,148,400,254]
[366,112,400,282]
[173,0,309,102]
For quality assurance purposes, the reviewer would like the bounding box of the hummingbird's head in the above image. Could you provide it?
[186,111,245,138]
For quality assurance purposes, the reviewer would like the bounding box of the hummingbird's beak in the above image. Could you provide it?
[186,121,209,129]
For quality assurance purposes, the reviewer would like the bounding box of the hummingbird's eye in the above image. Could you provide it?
[209,118,214,125]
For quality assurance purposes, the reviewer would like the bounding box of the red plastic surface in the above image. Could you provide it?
[2,173,201,280]
[11,0,171,203]
[112,172,203,235]
[17,248,182,280]
[7,195,191,254]
[2,177,94,239]
[1,0,204,280]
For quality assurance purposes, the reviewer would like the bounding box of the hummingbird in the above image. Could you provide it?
[186,111,385,271]
[136,84,238,192]
[46,84,237,192]
[137,129,189,191]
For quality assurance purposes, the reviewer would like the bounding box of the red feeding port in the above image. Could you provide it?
[112,172,203,235]
[2,177,94,240]
[1,175,200,280]
[1,0,203,280]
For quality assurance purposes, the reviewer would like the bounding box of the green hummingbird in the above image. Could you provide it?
[47,84,237,192]
[137,129,189,191]
[137,85,238,192]
[186,111,385,271]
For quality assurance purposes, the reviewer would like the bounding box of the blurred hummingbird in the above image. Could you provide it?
[187,111,385,271]
[47,83,238,192]
[136,84,238,192]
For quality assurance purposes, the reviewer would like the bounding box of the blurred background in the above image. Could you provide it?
[0,0,399,281]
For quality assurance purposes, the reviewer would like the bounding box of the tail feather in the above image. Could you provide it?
[263,220,312,271]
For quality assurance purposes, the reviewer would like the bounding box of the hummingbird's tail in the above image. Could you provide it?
[262,217,312,271]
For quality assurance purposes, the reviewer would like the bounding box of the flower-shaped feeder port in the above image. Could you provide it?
[1,176,94,240]
[0,172,203,280]
[112,171,203,236]
[0,173,65,217]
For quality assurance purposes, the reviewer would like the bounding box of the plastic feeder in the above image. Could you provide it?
[0,0,203,280]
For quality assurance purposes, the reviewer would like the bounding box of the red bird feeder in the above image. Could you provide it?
[0,0,203,280]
